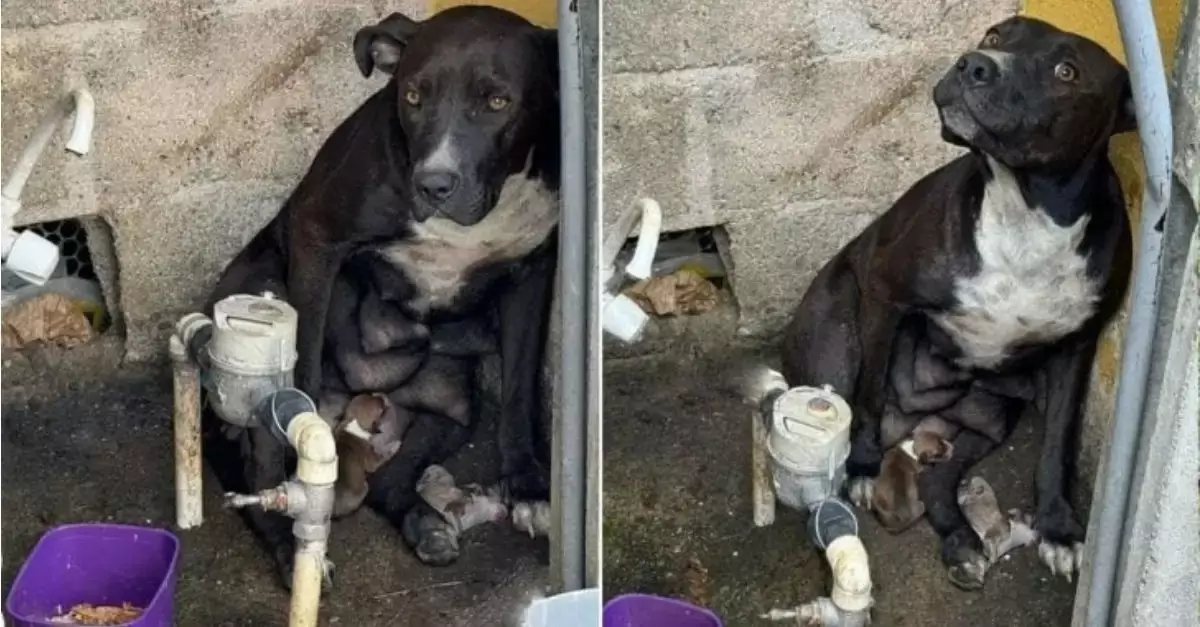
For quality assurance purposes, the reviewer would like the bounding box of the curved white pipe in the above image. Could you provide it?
[825,535,872,613]
[287,412,338,485]
[600,197,663,279]
[624,198,662,280]
[283,412,336,627]
[1,89,95,203]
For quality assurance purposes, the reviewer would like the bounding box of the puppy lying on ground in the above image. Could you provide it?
[958,476,1041,580]
[332,393,413,518]
[873,416,957,532]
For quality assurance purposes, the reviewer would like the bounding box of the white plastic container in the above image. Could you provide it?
[523,588,601,627]
[766,385,853,510]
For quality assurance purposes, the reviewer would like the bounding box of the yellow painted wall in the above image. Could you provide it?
[429,0,557,27]
[1020,0,1184,390]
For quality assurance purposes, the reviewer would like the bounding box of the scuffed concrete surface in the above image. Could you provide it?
[1,353,549,627]
[602,337,1077,626]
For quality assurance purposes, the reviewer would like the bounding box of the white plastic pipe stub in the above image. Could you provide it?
[3,230,60,286]
[602,292,649,343]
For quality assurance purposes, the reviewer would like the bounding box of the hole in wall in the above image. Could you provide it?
[18,218,99,281]
[611,225,739,315]
[3,217,120,344]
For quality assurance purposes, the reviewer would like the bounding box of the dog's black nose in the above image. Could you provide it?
[957,52,998,86]
[415,171,461,204]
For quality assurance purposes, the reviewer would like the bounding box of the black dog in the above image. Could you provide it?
[203,6,559,588]
[780,16,1134,589]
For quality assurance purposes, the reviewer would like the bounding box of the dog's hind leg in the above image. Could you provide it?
[782,256,887,506]
[204,222,287,312]
[781,256,862,402]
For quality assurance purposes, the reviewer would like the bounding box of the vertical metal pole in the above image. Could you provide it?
[1084,0,1174,624]
[552,0,590,594]
[580,0,603,590]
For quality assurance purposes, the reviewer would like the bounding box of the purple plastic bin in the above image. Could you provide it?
[6,524,181,627]
[604,594,723,627]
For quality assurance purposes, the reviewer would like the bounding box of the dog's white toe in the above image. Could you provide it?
[848,477,876,510]
[1038,540,1084,582]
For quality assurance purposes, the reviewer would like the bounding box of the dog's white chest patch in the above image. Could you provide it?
[379,173,559,310]
[933,161,1100,370]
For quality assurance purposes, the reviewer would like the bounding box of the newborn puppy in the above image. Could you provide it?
[958,476,1041,570]
[416,465,510,533]
[872,417,958,532]
[332,393,413,518]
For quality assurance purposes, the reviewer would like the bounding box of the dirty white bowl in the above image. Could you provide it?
[523,588,601,627]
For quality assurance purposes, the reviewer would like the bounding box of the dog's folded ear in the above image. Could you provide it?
[354,13,421,77]
[1113,73,1138,135]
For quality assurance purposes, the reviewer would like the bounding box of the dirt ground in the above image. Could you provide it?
[602,342,1078,627]
[1,344,549,627]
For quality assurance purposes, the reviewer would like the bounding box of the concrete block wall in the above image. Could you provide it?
[602,0,1019,337]
[1,1,436,361]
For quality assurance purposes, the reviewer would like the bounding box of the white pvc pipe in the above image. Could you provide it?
[1,89,95,203]
[284,411,336,627]
[600,197,663,281]
[826,535,872,614]
[287,412,338,485]
[289,549,325,627]
[170,334,204,530]
[623,198,663,280]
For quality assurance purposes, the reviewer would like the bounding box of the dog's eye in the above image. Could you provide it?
[1054,62,1078,82]
[404,88,421,106]
[488,96,510,111]
[982,30,1001,46]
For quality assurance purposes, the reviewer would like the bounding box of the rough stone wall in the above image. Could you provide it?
[1,0,425,361]
[602,0,1019,336]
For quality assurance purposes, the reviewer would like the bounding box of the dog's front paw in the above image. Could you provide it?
[402,506,462,567]
[943,527,989,591]
[1034,496,1085,582]
[847,477,876,510]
